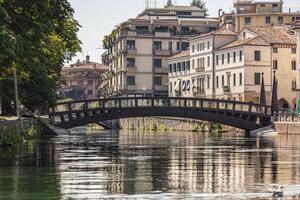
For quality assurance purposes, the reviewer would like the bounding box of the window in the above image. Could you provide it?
[278,16,283,24]
[273,48,278,53]
[233,52,236,62]
[87,90,93,95]
[243,32,246,39]
[216,76,219,88]
[273,60,278,70]
[182,62,186,71]
[265,16,271,24]
[192,45,195,52]
[197,44,200,51]
[207,56,210,67]
[173,63,176,72]
[181,26,190,32]
[181,42,189,50]
[292,79,297,90]
[192,59,195,69]
[207,41,210,49]
[170,82,172,93]
[254,50,261,61]
[154,59,162,68]
[227,53,230,63]
[239,73,243,85]
[245,17,251,25]
[260,4,265,7]
[177,42,180,51]
[88,80,93,85]
[239,51,243,61]
[136,26,148,31]
[233,74,236,86]
[127,76,135,85]
[216,55,219,65]
[292,60,296,70]
[154,41,162,50]
[127,58,135,67]
[222,75,225,87]
[169,42,172,51]
[222,54,225,64]
[177,63,181,71]
[127,40,135,50]
[169,64,172,72]
[207,76,210,89]
[272,4,278,7]
[254,73,261,85]
[187,61,190,70]
[292,48,296,54]
[186,80,190,91]
[154,77,162,86]
[78,80,84,85]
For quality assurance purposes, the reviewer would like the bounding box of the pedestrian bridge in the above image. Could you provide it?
[49,97,273,131]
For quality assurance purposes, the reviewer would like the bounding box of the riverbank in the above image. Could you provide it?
[0,118,40,146]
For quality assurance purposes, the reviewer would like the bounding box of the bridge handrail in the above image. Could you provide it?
[51,97,271,116]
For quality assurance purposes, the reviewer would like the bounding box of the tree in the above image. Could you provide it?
[190,0,208,16]
[0,0,81,114]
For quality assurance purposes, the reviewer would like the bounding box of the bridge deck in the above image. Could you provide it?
[49,97,272,131]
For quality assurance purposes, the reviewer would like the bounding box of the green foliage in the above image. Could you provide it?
[0,0,81,113]
[190,0,208,16]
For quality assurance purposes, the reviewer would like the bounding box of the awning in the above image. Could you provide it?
[174,81,180,92]
[98,80,109,90]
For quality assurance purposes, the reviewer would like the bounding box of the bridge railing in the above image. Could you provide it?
[50,97,272,116]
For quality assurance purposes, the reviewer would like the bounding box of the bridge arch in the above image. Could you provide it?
[49,97,272,132]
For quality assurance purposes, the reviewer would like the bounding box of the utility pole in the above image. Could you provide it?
[13,69,20,120]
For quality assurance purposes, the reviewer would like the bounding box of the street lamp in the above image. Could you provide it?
[13,69,21,120]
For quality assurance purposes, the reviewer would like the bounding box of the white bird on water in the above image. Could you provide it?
[272,186,284,198]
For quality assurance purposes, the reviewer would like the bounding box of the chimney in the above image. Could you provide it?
[86,55,90,63]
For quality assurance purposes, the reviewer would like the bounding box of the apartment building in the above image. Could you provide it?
[61,56,108,100]
[168,28,237,98]
[293,20,300,110]
[103,3,219,97]
[220,0,300,32]
[169,25,298,109]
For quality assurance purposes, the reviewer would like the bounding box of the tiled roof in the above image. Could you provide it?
[168,50,190,60]
[247,25,296,45]
[218,36,270,50]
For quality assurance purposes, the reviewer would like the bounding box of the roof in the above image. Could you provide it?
[190,28,237,41]
[218,36,270,50]
[246,25,297,45]
[168,50,190,60]
[166,5,203,11]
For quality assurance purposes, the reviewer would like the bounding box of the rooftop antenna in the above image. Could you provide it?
[145,0,149,9]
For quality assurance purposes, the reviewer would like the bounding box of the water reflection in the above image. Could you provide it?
[2,130,300,199]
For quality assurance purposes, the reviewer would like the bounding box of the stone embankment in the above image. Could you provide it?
[274,112,300,134]
[119,117,232,132]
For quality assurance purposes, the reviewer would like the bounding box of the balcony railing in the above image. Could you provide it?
[194,88,205,96]
[195,67,205,72]
[154,49,171,56]
[154,67,169,74]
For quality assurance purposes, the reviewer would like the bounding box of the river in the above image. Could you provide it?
[1,129,300,199]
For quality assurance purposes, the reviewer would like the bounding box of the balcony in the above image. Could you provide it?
[153,49,171,56]
[154,32,171,38]
[127,65,137,73]
[126,48,137,55]
[127,85,137,91]
[223,86,231,93]
[154,67,169,74]
[154,85,168,92]
[195,67,205,72]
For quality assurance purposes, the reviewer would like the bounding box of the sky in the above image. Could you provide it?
[67,0,300,65]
